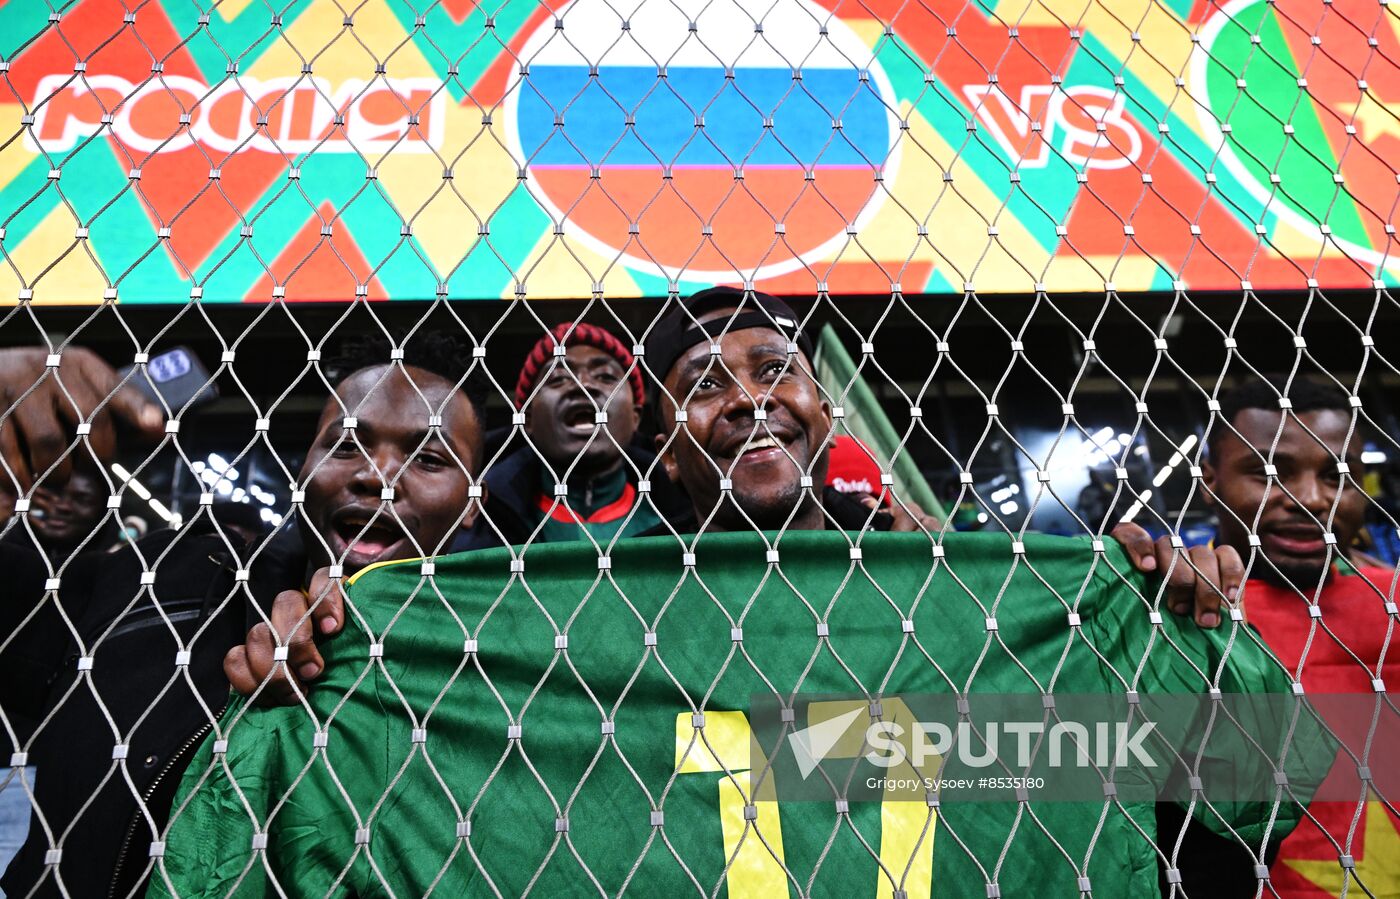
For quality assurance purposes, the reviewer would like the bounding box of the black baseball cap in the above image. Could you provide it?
[643,286,815,389]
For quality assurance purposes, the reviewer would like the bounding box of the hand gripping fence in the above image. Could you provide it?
[0,0,1398,896]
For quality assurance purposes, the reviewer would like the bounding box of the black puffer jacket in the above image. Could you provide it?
[0,522,290,898]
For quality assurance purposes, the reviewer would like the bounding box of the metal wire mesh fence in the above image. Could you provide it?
[1,0,1399,896]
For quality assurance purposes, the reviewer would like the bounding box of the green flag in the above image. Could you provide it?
[150,532,1305,898]
[813,325,944,518]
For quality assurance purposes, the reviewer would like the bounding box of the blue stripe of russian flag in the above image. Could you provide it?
[519,66,890,167]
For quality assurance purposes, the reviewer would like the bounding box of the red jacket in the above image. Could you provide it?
[1245,566,1400,898]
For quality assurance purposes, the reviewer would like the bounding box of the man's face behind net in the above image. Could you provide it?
[658,317,832,532]
[1206,407,1369,586]
[300,364,481,574]
[525,344,640,475]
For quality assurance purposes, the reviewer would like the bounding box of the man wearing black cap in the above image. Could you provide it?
[645,286,940,534]
[646,287,1240,627]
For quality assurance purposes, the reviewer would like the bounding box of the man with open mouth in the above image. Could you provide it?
[299,344,486,575]
[645,286,961,535]
[0,333,491,897]
[222,334,491,704]
[221,324,689,705]
[479,322,687,547]
[630,284,1236,634]
[1203,378,1377,586]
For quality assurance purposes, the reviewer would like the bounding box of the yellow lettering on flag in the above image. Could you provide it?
[805,700,937,899]
[675,710,789,898]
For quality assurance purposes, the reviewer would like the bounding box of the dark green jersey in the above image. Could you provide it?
[149,531,1308,897]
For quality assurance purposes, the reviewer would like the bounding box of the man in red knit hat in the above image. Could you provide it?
[481,322,687,546]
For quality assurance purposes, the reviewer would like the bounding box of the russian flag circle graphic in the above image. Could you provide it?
[506,0,902,282]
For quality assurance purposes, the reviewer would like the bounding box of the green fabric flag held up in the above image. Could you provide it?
[150,532,1307,898]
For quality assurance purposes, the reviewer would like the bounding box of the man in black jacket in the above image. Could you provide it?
[0,517,287,898]
[0,333,491,898]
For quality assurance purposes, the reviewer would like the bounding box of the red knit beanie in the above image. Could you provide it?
[514,322,645,408]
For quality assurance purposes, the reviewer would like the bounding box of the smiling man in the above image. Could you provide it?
[646,286,939,534]
[647,287,1241,622]
[0,333,493,897]
[23,468,110,558]
[1204,378,1373,586]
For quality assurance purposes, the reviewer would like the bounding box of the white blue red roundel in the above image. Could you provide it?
[507,0,900,281]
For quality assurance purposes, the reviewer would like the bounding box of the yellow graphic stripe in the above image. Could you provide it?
[675,710,789,897]
[345,555,426,587]
[718,771,791,899]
